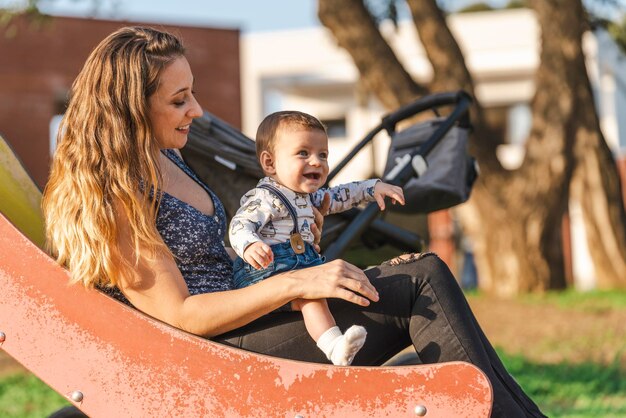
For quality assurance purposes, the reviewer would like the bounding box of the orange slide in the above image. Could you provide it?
[0,135,492,417]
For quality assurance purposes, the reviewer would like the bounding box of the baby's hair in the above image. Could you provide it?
[255,110,327,159]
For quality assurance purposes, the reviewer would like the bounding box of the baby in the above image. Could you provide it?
[229,110,404,365]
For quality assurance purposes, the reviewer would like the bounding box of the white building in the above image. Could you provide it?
[240,8,626,288]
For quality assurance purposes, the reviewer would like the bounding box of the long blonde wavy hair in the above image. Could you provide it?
[42,26,185,288]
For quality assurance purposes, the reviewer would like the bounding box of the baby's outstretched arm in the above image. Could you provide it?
[373,182,405,210]
[243,241,274,269]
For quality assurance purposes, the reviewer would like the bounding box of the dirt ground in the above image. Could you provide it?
[0,349,24,377]
[1,294,625,377]
[466,294,626,368]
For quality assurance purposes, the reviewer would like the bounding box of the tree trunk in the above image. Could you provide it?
[532,0,626,288]
[408,0,567,295]
[405,0,472,96]
[572,150,626,287]
[570,102,626,287]
[405,0,501,169]
[317,0,427,110]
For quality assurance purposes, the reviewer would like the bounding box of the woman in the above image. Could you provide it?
[42,26,545,417]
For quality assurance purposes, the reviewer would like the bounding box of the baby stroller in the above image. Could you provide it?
[183,90,477,261]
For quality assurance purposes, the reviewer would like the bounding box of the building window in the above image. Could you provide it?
[493,103,532,170]
[49,115,64,156]
[506,103,532,145]
[50,90,69,156]
[321,118,347,138]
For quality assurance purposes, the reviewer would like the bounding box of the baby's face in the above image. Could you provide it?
[271,128,329,193]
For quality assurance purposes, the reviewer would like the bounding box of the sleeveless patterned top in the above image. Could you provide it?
[103,149,234,305]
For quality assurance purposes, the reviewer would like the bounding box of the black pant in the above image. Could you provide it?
[215,253,546,417]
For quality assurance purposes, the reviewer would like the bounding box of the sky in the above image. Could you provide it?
[1,0,321,32]
[0,0,512,33]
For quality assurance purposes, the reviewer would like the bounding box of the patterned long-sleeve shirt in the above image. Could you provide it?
[229,176,379,259]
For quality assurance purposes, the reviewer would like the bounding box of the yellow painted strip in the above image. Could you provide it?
[0,136,45,247]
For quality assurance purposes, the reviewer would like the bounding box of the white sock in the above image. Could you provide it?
[317,325,367,366]
[316,326,343,359]
[330,325,367,366]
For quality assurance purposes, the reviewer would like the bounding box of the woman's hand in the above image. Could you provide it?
[311,192,330,253]
[280,259,379,307]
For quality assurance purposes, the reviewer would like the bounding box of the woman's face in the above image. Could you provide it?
[148,56,203,149]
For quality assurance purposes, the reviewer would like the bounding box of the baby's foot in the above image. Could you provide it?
[330,325,367,366]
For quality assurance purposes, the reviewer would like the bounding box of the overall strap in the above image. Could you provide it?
[257,184,299,234]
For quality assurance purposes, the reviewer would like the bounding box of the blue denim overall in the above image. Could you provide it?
[232,184,324,289]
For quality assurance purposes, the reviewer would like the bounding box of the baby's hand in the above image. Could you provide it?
[373,182,405,210]
[243,242,274,269]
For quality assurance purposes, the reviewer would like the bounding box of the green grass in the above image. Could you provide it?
[0,372,69,418]
[519,289,626,312]
[499,350,626,418]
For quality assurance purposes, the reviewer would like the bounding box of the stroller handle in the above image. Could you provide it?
[326,90,472,184]
[382,90,473,130]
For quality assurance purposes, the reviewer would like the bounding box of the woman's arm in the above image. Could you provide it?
[115,208,377,338]
[118,249,295,337]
